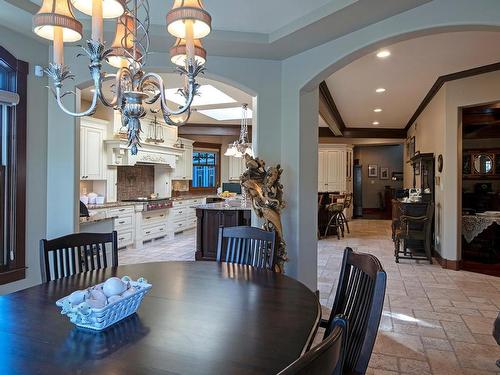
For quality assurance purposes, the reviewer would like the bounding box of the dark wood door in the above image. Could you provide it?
[202,209,223,259]
[0,261,320,375]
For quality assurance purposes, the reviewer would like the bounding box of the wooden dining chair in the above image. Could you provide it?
[321,247,386,375]
[278,315,347,375]
[216,226,276,270]
[40,231,118,282]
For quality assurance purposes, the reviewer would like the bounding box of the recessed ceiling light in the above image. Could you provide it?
[375,88,386,93]
[372,121,380,125]
[376,50,391,58]
[374,108,382,113]
[198,107,253,121]
[165,85,236,107]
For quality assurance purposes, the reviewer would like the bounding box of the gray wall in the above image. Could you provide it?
[354,145,404,209]
[0,26,48,294]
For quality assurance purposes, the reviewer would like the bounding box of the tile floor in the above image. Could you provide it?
[118,220,500,374]
[319,219,500,375]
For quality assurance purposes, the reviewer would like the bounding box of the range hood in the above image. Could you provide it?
[105,139,184,168]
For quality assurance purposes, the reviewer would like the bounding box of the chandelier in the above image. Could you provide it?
[32,0,211,155]
[224,104,253,158]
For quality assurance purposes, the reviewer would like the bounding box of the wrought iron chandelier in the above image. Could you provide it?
[33,0,211,154]
[224,104,253,158]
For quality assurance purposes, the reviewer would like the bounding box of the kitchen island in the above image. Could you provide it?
[194,202,252,261]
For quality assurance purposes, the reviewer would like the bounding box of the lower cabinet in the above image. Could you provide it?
[195,208,251,261]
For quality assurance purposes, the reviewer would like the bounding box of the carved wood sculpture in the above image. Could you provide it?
[240,155,287,272]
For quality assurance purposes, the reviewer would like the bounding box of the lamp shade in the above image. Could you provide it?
[33,0,83,42]
[107,12,142,68]
[170,38,206,66]
[166,0,211,39]
[70,0,125,19]
[224,144,236,157]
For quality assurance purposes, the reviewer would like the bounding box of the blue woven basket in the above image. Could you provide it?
[56,278,152,331]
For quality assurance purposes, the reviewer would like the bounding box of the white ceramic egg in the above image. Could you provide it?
[102,277,127,297]
[89,289,107,304]
[68,290,89,305]
[107,295,122,304]
[85,298,107,309]
[121,287,137,298]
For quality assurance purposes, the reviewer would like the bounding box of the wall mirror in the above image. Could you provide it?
[473,154,493,174]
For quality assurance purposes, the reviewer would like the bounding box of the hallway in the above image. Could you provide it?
[319,219,500,374]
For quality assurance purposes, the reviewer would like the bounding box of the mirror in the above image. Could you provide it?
[473,154,493,174]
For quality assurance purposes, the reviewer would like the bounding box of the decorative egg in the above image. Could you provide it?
[102,277,127,297]
[68,290,89,305]
[107,295,122,304]
[85,298,107,309]
[121,287,137,298]
[89,289,107,304]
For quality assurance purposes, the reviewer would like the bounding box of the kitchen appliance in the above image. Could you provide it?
[222,183,242,195]
[121,198,173,212]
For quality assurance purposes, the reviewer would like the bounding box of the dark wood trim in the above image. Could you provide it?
[178,124,252,137]
[319,127,406,139]
[405,61,500,131]
[0,45,28,285]
[190,142,222,193]
[432,250,461,271]
[319,81,346,132]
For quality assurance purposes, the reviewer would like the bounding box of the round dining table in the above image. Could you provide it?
[0,261,320,375]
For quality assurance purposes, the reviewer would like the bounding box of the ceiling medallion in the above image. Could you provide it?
[33,0,211,155]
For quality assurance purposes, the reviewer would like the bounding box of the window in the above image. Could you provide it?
[192,151,217,188]
[0,47,27,285]
[190,142,221,192]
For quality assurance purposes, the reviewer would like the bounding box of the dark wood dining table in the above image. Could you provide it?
[0,261,320,375]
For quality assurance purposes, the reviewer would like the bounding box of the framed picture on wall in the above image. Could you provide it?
[368,164,378,178]
[380,167,389,180]
[407,136,415,160]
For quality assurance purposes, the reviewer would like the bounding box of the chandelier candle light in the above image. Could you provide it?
[33,0,212,155]
[224,104,253,158]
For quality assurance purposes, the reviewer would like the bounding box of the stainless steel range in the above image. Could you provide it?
[121,198,173,212]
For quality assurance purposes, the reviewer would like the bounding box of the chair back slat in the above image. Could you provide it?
[325,247,387,375]
[40,231,118,282]
[278,315,347,375]
[216,226,276,270]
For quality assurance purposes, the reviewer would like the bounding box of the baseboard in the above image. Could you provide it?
[432,249,461,270]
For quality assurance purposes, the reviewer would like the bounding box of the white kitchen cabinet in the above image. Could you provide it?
[318,145,353,193]
[80,117,108,180]
[172,139,194,180]
[228,156,246,181]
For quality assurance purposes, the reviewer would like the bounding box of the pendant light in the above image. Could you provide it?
[108,12,142,68]
[166,0,212,40]
[33,0,83,65]
[170,38,206,67]
[224,104,253,158]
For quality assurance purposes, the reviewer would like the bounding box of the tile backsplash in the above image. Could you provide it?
[117,165,154,200]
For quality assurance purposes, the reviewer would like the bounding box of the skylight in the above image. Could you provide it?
[164,85,236,107]
[198,107,253,121]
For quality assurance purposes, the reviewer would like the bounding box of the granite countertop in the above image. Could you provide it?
[80,215,118,224]
[171,194,221,201]
[86,201,138,209]
[192,201,252,211]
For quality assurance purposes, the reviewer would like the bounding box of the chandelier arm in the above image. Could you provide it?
[97,68,133,108]
[54,85,99,117]
[139,72,195,116]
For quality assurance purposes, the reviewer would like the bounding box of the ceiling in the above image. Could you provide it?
[80,73,253,125]
[1,0,431,59]
[325,31,500,129]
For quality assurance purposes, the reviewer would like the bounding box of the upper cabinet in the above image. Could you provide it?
[172,138,194,180]
[228,156,246,181]
[80,117,108,180]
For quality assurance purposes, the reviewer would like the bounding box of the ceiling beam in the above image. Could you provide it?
[319,127,406,139]
[405,61,500,131]
[178,124,251,137]
[319,81,345,134]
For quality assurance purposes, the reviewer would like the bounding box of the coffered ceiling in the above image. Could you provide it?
[324,31,500,129]
[1,0,431,59]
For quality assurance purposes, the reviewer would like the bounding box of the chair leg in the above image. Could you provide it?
[337,214,344,239]
[394,238,400,263]
[324,214,336,238]
[341,213,350,234]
